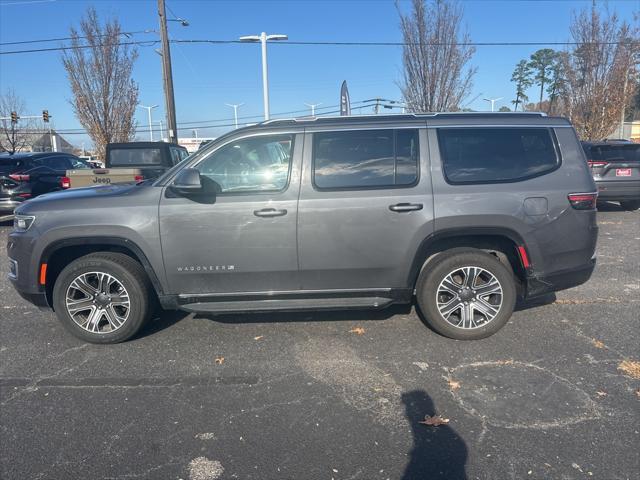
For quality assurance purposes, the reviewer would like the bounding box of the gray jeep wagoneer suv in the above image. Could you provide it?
[7,113,598,343]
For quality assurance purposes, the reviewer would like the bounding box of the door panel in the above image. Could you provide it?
[159,132,303,295]
[297,128,434,290]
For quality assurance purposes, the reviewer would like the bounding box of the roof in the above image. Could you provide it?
[0,151,78,159]
[231,112,571,132]
[108,141,185,149]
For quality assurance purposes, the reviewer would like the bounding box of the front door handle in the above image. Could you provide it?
[254,208,288,218]
[389,203,423,212]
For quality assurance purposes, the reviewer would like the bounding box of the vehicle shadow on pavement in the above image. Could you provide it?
[596,201,626,212]
[402,390,468,480]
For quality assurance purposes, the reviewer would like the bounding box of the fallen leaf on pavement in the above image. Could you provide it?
[596,391,607,397]
[254,336,264,341]
[618,360,640,379]
[448,379,461,390]
[419,415,449,426]
[215,356,225,365]
[591,339,605,349]
[635,389,640,399]
[349,327,365,335]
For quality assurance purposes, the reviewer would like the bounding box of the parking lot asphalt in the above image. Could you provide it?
[1,204,639,480]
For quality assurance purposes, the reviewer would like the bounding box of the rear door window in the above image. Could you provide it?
[312,129,419,189]
[438,128,560,184]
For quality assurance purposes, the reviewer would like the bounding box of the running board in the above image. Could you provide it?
[179,296,395,314]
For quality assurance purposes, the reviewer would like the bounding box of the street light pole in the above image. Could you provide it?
[138,104,158,141]
[225,103,244,129]
[239,32,288,121]
[483,97,503,112]
[305,102,322,117]
[158,0,178,143]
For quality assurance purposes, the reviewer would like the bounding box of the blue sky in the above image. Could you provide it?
[0,0,637,148]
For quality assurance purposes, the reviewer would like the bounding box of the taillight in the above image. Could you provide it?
[587,161,608,168]
[134,175,144,182]
[568,192,598,210]
[8,174,29,182]
[516,245,531,269]
[61,176,71,189]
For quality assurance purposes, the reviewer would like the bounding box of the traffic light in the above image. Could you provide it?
[42,110,50,123]
[10,111,18,123]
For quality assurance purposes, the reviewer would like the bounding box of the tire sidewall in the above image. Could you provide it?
[53,256,149,344]
[417,250,516,340]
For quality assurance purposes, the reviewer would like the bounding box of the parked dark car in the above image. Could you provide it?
[8,113,598,344]
[581,140,640,210]
[0,152,90,213]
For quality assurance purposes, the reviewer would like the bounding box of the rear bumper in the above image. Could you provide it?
[595,180,640,200]
[526,257,596,298]
[0,198,22,213]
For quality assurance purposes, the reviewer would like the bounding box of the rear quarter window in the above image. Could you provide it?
[438,127,560,184]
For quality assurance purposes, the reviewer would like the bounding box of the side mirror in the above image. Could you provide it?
[172,168,202,194]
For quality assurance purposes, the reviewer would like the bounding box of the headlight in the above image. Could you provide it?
[13,214,36,232]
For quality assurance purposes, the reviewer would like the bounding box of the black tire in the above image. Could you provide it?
[52,252,152,344]
[415,249,517,340]
[620,200,640,211]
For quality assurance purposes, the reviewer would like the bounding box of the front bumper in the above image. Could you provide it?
[526,256,596,298]
[595,180,640,200]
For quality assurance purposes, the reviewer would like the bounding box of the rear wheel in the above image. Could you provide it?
[620,200,640,211]
[52,252,152,344]
[416,249,517,340]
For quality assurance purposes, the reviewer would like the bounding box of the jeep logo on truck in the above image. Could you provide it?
[93,177,111,184]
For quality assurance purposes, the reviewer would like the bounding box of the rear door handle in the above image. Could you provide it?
[254,208,288,218]
[389,203,423,212]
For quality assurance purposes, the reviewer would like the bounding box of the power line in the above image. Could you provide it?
[2,37,638,55]
[0,29,156,46]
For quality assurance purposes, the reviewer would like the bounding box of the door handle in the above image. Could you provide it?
[253,208,288,218]
[389,203,423,212]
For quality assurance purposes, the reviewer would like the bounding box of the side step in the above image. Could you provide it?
[180,296,395,314]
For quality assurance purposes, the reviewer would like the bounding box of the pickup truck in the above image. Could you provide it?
[65,142,189,188]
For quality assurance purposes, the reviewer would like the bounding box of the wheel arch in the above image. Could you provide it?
[40,237,164,308]
[408,227,528,293]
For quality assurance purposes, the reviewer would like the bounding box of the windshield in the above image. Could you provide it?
[109,148,162,166]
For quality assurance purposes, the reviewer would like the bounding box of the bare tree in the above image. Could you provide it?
[0,89,35,154]
[62,7,139,159]
[560,5,639,140]
[398,0,476,112]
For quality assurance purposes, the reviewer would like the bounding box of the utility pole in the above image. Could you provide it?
[157,120,164,141]
[239,32,288,120]
[483,97,503,112]
[225,103,244,129]
[138,104,158,141]
[305,102,322,117]
[158,0,178,143]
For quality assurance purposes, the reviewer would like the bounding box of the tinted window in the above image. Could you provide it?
[313,129,419,189]
[196,134,293,193]
[31,156,71,170]
[438,128,559,183]
[0,157,22,173]
[586,144,639,163]
[109,148,162,166]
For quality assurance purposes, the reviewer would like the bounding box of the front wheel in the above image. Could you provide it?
[620,200,640,211]
[52,252,152,344]
[416,249,517,340]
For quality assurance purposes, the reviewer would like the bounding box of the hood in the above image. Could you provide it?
[15,182,157,215]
